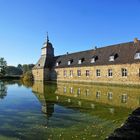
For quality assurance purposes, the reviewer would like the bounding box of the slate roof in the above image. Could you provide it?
[33,40,140,69]
[33,55,58,69]
[54,41,140,68]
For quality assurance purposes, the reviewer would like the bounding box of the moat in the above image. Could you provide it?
[0,80,140,140]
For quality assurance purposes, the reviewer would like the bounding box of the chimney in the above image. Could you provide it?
[134,38,139,44]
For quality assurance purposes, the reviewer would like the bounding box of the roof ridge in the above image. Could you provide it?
[55,41,134,57]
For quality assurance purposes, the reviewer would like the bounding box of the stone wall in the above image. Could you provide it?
[54,63,140,85]
[32,68,50,81]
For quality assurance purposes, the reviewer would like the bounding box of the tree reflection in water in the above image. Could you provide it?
[0,81,7,99]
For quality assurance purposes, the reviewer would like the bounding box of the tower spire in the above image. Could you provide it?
[47,32,49,43]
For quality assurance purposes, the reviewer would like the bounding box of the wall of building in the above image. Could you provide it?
[53,63,140,85]
[32,68,50,81]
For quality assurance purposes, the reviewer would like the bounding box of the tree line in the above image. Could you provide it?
[0,57,34,77]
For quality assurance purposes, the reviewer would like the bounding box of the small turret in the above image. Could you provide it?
[41,33,54,57]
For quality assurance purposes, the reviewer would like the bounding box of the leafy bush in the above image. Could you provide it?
[22,71,34,81]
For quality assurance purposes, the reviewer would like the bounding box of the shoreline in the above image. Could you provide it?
[106,107,140,140]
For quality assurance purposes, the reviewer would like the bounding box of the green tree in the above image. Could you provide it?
[20,64,35,74]
[5,66,23,76]
[17,64,22,70]
[0,58,7,76]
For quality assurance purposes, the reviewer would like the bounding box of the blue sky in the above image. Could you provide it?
[0,0,140,66]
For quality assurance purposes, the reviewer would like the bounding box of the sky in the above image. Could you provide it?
[0,0,140,66]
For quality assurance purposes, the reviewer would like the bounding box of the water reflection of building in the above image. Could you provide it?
[32,81,137,120]
[56,82,140,109]
[32,82,56,119]
[32,81,140,111]
[0,81,7,99]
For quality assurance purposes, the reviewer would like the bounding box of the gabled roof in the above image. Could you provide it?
[54,41,140,68]
[33,40,140,70]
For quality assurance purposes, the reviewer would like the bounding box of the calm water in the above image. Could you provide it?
[0,80,140,140]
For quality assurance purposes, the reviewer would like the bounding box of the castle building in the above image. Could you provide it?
[32,37,140,85]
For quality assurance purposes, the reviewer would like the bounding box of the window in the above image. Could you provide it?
[121,68,127,77]
[70,70,73,77]
[56,61,61,66]
[68,61,71,65]
[108,69,113,77]
[77,70,81,77]
[64,87,67,93]
[86,70,90,77]
[68,59,73,65]
[38,64,40,66]
[78,59,82,64]
[70,87,73,94]
[56,62,59,66]
[96,69,100,77]
[109,56,114,61]
[134,52,140,59]
[78,58,84,64]
[77,88,81,95]
[85,89,90,96]
[109,53,118,61]
[64,70,67,77]
[96,91,101,99]
[91,58,95,63]
[107,92,113,100]
[121,94,127,103]
[91,56,98,63]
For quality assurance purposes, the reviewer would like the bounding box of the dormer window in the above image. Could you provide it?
[109,53,118,62]
[78,59,81,64]
[56,61,61,66]
[68,59,73,65]
[91,56,98,63]
[134,52,140,59]
[109,56,114,61]
[78,58,84,64]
